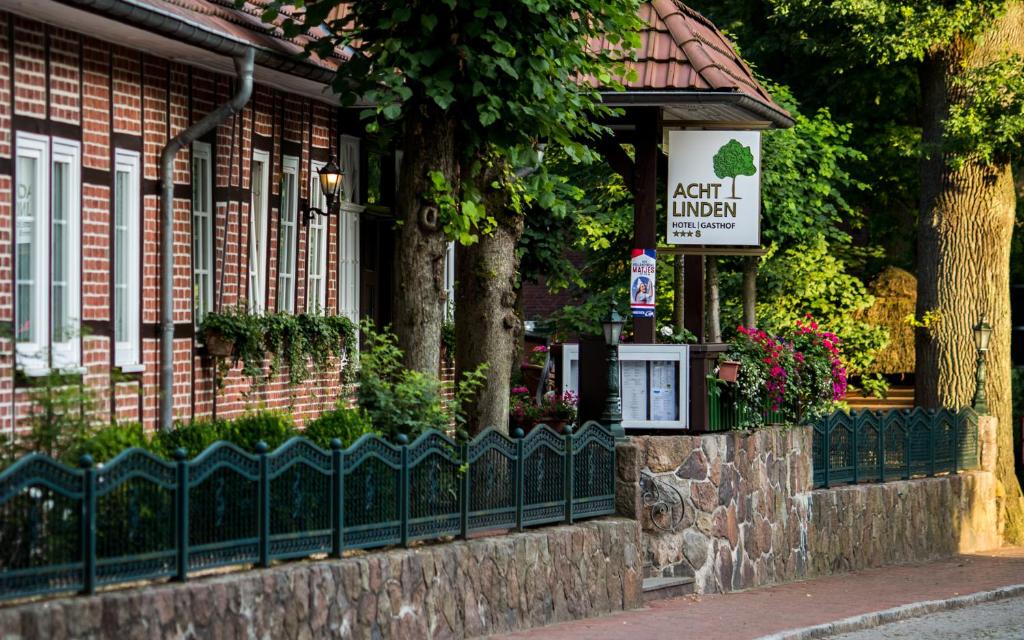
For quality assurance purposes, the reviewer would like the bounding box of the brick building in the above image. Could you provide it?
[0,0,403,435]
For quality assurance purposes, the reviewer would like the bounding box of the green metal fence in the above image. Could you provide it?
[811,408,979,488]
[707,383,785,432]
[0,421,616,602]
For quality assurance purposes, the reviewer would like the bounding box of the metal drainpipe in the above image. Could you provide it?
[158,48,254,432]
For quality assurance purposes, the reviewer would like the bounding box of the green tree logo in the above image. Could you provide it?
[712,139,757,199]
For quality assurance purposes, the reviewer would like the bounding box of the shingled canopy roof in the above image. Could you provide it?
[593,0,792,128]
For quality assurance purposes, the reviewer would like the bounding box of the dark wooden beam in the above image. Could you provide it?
[632,107,659,343]
[596,135,635,188]
[683,254,705,342]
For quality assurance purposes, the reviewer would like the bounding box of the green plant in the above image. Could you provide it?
[304,406,375,448]
[659,325,697,344]
[69,422,148,463]
[8,374,99,463]
[221,411,296,452]
[200,308,357,390]
[356,321,453,441]
[858,373,890,399]
[150,418,228,458]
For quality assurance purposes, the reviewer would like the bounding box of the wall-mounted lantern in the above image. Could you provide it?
[303,157,344,223]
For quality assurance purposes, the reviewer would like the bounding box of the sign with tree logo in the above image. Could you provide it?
[666,130,761,246]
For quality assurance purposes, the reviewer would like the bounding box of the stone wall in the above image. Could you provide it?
[617,427,812,594]
[0,519,642,640]
[617,418,1001,595]
[808,415,1001,575]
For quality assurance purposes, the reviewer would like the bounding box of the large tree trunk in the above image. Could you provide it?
[915,2,1024,543]
[742,256,757,329]
[455,177,521,435]
[392,105,457,373]
[706,256,722,342]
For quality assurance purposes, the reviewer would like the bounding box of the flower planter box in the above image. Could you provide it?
[204,331,235,358]
[718,360,741,382]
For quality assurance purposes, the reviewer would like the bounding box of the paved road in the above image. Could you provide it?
[827,596,1024,640]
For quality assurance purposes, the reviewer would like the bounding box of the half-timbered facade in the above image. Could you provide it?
[0,0,401,434]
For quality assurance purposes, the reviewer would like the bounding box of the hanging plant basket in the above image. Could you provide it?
[204,330,235,358]
[718,360,741,383]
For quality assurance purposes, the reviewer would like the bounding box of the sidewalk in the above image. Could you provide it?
[493,548,1024,640]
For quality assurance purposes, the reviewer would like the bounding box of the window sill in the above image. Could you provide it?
[117,363,145,374]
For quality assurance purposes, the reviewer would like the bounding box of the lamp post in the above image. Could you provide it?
[972,314,992,414]
[602,308,626,441]
[302,156,344,223]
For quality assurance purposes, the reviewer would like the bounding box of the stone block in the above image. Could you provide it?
[644,436,695,473]
[617,441,642,482]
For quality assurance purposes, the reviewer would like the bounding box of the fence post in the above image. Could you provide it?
[877,414,885,482]
[851,414,859,485]
[904,412,912,480]
[79,455,96,595]
[174,448,189,582]
[514,428,525,532]
[928,413,937,477]
[398,434,409,547]
[331,439,344,557]
[564,426,574,525]
[257,441,270,568]
[459,441,470,539]
[822,423,830,489]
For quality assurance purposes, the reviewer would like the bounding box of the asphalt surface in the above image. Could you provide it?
[826,596,1024,640]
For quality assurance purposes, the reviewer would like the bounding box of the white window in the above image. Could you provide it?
[337,136,362,323]
[443,241,455,321]
[306,159,328,312]
[15,133,49,374]
[14,133,81,374]
[277,155,299,313]
[248,150,270,313]
[192,142,214,326]
[50,139,82,370]
[114,149,141,369]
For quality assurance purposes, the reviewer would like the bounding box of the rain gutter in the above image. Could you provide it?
[157,48,254,432]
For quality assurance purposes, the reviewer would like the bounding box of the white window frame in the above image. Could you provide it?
[249,149,270,313]
[337,136,362,323]
[14,132,49,375]
[277,155,299,313]
[192,142,214,327]
[306,159,329,313]
[114,149,142,369]
[50,138,82,371]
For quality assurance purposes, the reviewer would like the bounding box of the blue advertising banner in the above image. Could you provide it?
[630,249,656,318]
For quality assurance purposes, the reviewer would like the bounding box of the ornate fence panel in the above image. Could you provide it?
[571,421,616,519]
[812,408,980,489]
[466,429,519,533]
[95,449,176,586]
[186,442,261,571]
[0,455,84,598]
[266,438,333,561]
[521,425,568,527]
[0,422,616,602]
[342,434,402,549]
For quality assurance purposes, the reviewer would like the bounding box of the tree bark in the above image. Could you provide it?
[706,256,722,342]
[915,1,1024,543]
[742,256,757,329]
[455,171,520,435]
[673,254,685,332]
[392,105,457,373]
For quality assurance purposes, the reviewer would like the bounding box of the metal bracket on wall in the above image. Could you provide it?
[640,467,685,532]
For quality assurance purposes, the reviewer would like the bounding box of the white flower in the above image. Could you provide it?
[659,325,674,337]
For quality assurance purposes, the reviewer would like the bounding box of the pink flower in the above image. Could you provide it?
[531,345,548,353]
[511,386,529,395]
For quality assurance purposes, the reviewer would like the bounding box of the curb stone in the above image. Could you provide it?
[754,584,1024,640]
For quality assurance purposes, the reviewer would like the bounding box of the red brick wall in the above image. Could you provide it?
[0,13,351,436]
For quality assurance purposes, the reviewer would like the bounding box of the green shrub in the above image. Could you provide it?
[304,406,375,449]
[150,418,228,458]
[220,411,296,452]
[70,422,148,463]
